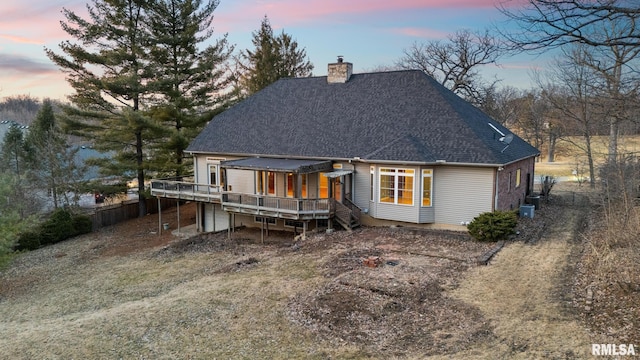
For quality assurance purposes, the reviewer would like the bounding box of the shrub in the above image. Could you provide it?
[72,214,93,236]
[40,208,74,245]
[467,210,518,242]
[14,231,42,251]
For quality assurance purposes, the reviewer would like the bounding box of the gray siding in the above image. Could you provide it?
[418,206,435,223]
[370,164,420,223]
[353,162,371,210]
[375,202,417,223]
[434,166,494,225]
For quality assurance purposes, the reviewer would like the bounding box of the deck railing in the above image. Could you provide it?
[151,178,334,220]
[150,178,222,202]
[221,193,333,219]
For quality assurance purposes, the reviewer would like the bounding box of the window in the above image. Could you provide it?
[515,169,521,188]
[257,171,276,195]
[286,173,294,197]
[370,167,375,201]
[421,169,433,207]
[284,219,305,228]
[319,173,329,199]
[301,174,307,198]
[209,164,218,186]
[255,216,276,224]
[379,168,414,205]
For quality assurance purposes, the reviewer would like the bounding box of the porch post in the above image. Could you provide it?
[296,173,302,198]
[157,197,162,235]
[195,203,200,232]
[177,200,180,234]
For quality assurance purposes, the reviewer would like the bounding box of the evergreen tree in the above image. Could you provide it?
[1,124,28,178]
[24,99,84,209]
[145,0,233,177]
[239,16,313,95]
[0,126,40,218]
[0,173,36,260]
[46,0,154,216]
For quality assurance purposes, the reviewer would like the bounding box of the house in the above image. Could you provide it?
[151,58,539,236]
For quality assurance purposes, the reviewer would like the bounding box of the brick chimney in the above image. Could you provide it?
[327,56,352,83]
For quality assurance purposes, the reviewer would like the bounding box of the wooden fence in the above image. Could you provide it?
[87,198,178,231]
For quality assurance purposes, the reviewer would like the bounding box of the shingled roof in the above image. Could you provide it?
[187,70,539,165]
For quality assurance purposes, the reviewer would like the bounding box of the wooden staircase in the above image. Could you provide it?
[333,198,362,231]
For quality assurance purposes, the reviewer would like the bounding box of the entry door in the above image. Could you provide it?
[332,177,342,202]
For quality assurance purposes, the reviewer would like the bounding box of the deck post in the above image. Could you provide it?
[157,197,162,236]
[177,200,180,234]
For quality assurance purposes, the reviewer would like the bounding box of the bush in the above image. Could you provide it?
[72,214,93,236]
[22,209,93,248]
[467,210,518,242]
[40,208,74,245]
[14,231,42,251]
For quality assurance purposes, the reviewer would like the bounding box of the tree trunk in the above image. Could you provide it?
[608,120,619,164]
[547,131,556,162]
[136,130,147,217]
[585,134,596,189]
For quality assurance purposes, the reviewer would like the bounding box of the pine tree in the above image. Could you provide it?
[145,0,233,177]
[1,124,28,178]
[239,16,313,95]
[46,0,154,216]
[24,99,84,209]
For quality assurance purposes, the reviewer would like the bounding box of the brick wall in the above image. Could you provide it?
[496,157,536,211]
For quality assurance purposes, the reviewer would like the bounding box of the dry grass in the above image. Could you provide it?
[536,134,640,178]
[449,203,592,359]
[0,206,497,359]
[0,192,605,359]
[576,203,640,345]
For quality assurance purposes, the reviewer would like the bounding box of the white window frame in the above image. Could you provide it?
[378,167,415,206]
[421,169,433,207]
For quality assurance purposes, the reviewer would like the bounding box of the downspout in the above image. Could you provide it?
[493,168,499,211]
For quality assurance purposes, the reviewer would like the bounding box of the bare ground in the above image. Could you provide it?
[0,186,626,359]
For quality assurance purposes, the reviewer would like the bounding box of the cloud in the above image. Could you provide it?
[216,0,507,31]
[389,27,451,39]
[0,34,43,45]
[0,1,86,44]
[0,53,57,74]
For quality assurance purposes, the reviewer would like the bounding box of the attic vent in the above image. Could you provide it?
[327,56,352,84]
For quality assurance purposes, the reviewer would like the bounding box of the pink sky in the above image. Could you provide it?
[0,0,540,102]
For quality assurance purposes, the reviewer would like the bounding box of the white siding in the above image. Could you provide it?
[434,166,494,225]
[203,203,229,232]
[226,169,254,193]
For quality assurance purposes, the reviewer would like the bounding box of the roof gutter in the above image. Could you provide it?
[185,151,540,168]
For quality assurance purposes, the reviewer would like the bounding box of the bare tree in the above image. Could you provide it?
[499,0,640,50]
[539,47,601,187]
[397,29,503,105]
[479,85,523,127]
[500,0,640,162]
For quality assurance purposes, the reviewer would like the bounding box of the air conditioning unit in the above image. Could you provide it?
[519,204,535,219]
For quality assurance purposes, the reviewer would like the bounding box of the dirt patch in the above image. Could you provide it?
[285,227,495,356]
[96,201,196,257]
